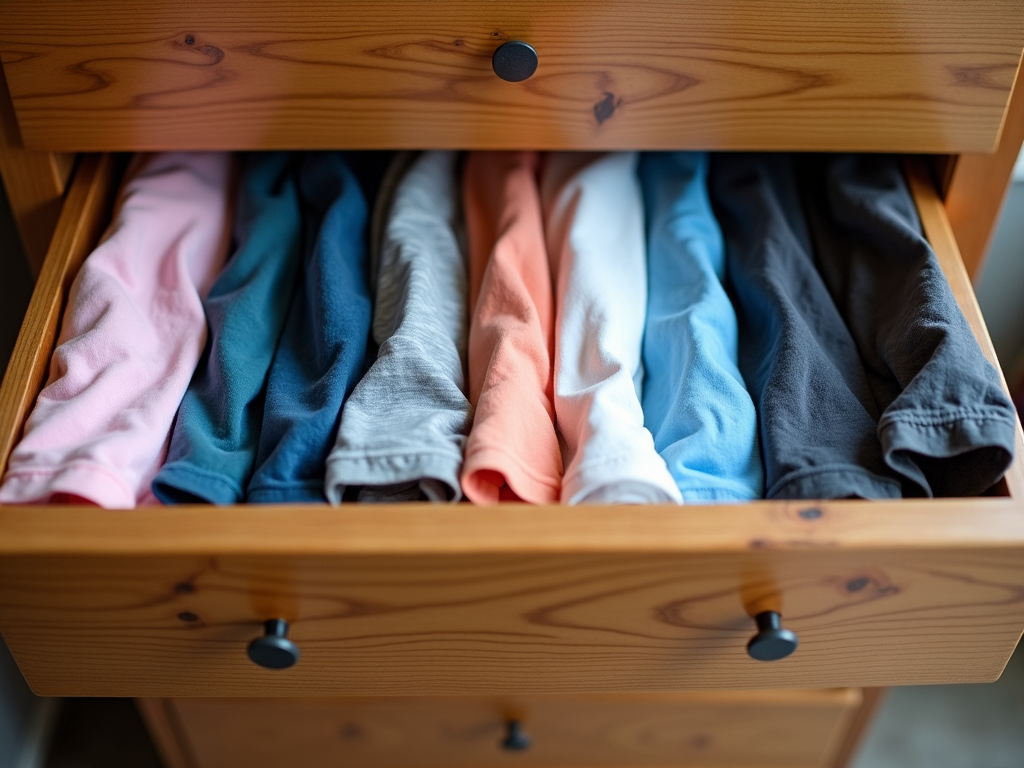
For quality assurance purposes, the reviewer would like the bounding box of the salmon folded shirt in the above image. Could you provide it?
[461,152,562,504]
[0,153,233,508]
[541,152,681,505]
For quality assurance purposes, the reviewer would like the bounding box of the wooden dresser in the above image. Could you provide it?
[1,2,1024,766]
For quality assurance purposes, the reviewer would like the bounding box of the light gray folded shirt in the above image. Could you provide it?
[324,151,472,503]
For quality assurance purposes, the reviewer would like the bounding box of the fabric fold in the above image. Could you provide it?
[800,153,1016,496]
[245,152,373,504]
[460,151,561,504]
[0,152,233,508]
[325,151,473,504]
[152,152,302,505]
[710,153,902,499]
[639,152,763,502]
[541,151,680,505]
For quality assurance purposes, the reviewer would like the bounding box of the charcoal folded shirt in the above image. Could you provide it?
[325,151,473,503]
[541,152,681,505]
[245,152,374,503]
[0,152,233,508]
[799,153,1016,497]
[152,152,302,505]
[639,152,763,502]
[711,153,903,499]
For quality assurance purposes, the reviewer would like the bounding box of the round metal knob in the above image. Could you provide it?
[492,41,538,82]
[501,720,532,752]
[247,618,300,669]
[746,611,798,661]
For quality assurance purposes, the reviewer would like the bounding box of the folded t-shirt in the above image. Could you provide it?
[799,153,1017,496]
[152,152,302,505]
[245,152,374,503]
[639,152,764,502]
[325,151,473,503]
[541,151,680,505]
[461,151,562,504]
[0,152,233,508]
[710,153,903,499]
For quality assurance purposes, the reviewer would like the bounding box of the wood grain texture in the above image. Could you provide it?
[0,61,75,275]
[167,691,860,768]
[1,0,1023,152]
[3,533,1024,697]
[0,152,116,479]
[945,54,1024,279]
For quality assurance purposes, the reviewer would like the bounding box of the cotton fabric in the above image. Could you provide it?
[800,153,1017,497]
[152,152,302,505]
[0,152,233,508]
[245,152,373,503]
[710,153,902,499]
[461,151,562,504]
[639,152,763,501]
[541,152,680,505]
[325,151,473,503]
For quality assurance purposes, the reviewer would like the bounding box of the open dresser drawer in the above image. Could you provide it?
[0,152,1021,698]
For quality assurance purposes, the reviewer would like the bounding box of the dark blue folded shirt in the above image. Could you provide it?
[246,152,374,503]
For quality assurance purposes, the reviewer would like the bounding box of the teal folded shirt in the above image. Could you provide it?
[639,152,764,501]
[153,152,302,504]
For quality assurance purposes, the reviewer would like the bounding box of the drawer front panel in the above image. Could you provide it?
[163,691,859,768]
[2,0,1023,152]
[1,541,1024,697]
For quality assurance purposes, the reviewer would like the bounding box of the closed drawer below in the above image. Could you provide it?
[142,690,861,768]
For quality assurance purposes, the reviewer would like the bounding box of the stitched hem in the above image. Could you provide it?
[152,463,245,505]
[0,461,138,508]
[324,449,463,505]
[768,464,902,500]
[461,444,561,505]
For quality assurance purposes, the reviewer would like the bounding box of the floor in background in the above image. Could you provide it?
[850,642,1024,768]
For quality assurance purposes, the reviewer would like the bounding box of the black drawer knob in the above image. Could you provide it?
[492,41,538,82]
[746,611,798,661]
[501,720,532,752]
[247,618,300,669]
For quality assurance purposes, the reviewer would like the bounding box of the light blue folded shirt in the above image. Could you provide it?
[639,152,764,501]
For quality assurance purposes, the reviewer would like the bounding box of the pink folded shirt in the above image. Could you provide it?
[0,152,233,508]
[461,151,562,504]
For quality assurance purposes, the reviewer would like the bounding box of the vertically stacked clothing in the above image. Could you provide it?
[639,152,763,502]
[542,152,680,504]
[325,151,473,503]
[0,153,234,508]
[712,153,1016,499]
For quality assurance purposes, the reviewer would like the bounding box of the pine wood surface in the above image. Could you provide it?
[2,0,1023,153]
[946,55,1024,280]
[158,690,859,768]
[0,64,75,276]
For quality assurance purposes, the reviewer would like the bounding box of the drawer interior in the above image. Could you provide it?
[0,153,1022,698]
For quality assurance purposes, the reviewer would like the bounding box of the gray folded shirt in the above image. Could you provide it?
[324,151,472,503]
